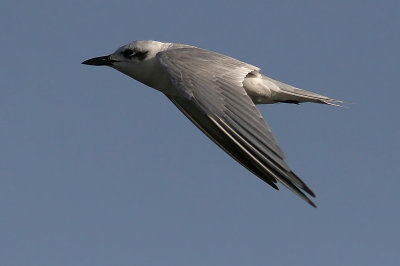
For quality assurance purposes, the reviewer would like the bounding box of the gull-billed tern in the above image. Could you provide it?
[82,40,343,207]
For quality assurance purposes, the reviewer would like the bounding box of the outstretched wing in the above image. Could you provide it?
[157,47,316,207]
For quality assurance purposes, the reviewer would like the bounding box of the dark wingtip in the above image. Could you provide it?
[308,199,317,208]
[289,171,316,198]
[305,187,316,198]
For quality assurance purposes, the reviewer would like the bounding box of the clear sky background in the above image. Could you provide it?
[1,1,399,265]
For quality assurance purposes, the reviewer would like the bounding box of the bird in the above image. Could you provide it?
[82,40,343,207]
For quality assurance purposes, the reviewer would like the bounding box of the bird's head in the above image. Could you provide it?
[82,40,169,66]
[82,40,172,87]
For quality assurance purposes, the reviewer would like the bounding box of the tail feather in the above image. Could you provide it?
[262,75,344,107]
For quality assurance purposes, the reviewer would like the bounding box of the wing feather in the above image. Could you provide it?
[158,47,316,207]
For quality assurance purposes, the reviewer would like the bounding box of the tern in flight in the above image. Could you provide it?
[82,40,343,207]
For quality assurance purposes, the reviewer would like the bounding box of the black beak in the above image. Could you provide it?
[81,55,116,66]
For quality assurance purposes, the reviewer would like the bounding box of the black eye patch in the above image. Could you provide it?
[122,49,148,60]
[133,50,148,60]
[122,49,134,57]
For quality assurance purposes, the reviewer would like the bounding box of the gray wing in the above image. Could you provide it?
[157,47,316,207]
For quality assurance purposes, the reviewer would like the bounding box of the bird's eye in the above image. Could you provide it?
[122,49,134,57]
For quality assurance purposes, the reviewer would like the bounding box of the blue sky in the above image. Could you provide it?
[1,1,399,265]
